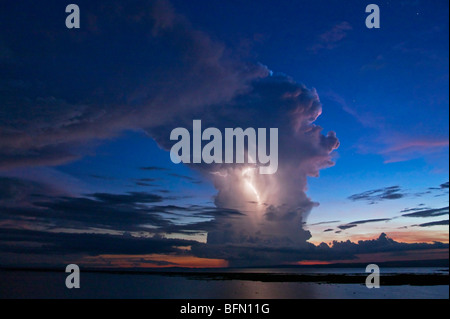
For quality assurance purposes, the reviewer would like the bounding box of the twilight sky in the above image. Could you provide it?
[0,0,448,268]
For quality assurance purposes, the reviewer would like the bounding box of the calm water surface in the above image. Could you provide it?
[0,268,448,299]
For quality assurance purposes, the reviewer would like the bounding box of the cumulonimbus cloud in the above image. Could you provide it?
[0,0,340,266]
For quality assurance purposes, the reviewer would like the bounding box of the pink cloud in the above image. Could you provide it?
[381,138,449,163]
[309,22,352,53]
[325,91,448,166]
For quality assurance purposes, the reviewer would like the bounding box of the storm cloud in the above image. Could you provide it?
[0,0,268,170]
[192,232,448,265]
[2,0,339,266]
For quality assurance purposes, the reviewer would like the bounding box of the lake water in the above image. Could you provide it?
[0,268,448,299]
[215,267,449,275]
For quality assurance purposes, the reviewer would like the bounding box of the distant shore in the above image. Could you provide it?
[169,272,449,286]
[1,267,448,286]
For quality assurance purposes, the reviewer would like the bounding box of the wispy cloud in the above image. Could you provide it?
[309,22,352,53]
[337,224,358,230]
[402,206,449,218]
[337,218,391,231]
[325,91,448,165]
[169,173,202,184]
[348,186,405,204]
[381,138,449,163]
[139,166,170,172]
[325,91,385,129]
[307,220,341,226]
[414,220,449,228]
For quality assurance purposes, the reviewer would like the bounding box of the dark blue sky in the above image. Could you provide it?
[0,0,448,267]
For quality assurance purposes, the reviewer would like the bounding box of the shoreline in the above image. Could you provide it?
[1,267,448,286]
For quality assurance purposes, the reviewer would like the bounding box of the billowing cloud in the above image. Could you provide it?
[0,0,340,266]
[326,232,448,256]
[152,75,340,265]
[0,0,268,170]
[192,233,448,265]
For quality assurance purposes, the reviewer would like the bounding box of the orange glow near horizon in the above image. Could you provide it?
[78,231,448,268]
[83,254,229,268]
[387,231,449,244]
[343,231,449,244]
[295,260,332,265]
[80,247,449,268]
[341,248,449,264]
[292,248,449,266]
[309,229,449,246]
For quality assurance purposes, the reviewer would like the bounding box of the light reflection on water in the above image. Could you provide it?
[0,270,448,299]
